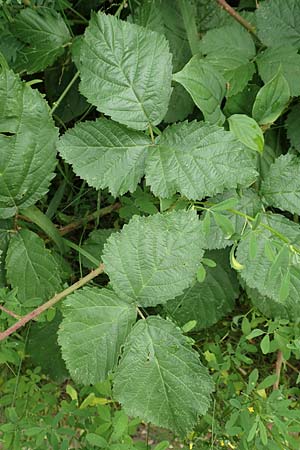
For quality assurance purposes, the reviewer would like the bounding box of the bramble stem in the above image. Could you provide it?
[216,0,257,35]
[0,304,21,320]
[273,350,283,390]
[0,264,105,341]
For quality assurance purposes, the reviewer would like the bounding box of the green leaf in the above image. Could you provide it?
[256,0,300,49]
[173,57,226,125]
[145,121,257,200]
[261,153,300,215]
[5,229,62,304]
[286,104,300,151]
[81,229,116,269]
[236,214,300,305]
[224,83,260,117]
[11,7,71,74]
[258,420,268,446]
[153,442,170,450]
[256,46,300,97]
[58,287,136,385]
[0,69,58,218]
[165,249,239,330]
[27,313,68,383]
[130,0,165,34]
[210,197,238,212]
[213,212,235,238]
[252,71,290,125]
[228,114,264,154]
[201,189,262,250]
[78,12,172,130]
[164,84,194,124]
[103,210,204,307]
[196,263,206,283]
[86,433,108,448]
[58,118,150,196]
[113,316,214,436]
[260,334,270,354]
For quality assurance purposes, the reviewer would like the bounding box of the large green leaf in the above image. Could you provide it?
[252,71,290,126]
[78,12,172,130]
[261,153,300,215]
[113,316,213,436]
[0,69,58,218]
[285,104,300,152]
[236,214,300,305]
[256,0,300,49]
[11,7,71,74]
[58,287,136,385]
[145,121,257,200]
[58,118,150,196]
[256,46,300,97]
[201,189,263,250]
[166,250,239,330]
[102,210,204,307]
[173,57,226,124]
[5,229,62,304]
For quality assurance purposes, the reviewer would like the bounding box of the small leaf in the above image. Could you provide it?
[230,245,244,271]
[249,233,258,260]
[154,442,170,450]
[247,421,257,442]
[264,241,276,262]
[213,212,235,238]
[210,197,238,212]
[257,374,278,390]
[202,258,217,268]
[279,269,290,302]
[86,433,108,448]
[197,264,206,283]
[182,320,197,333]
[241,317,251,336]
[228,114,264,153]
[260,334,270,354]
[246,329,265,340]
[259,420,268,446]
[252,70,290,126]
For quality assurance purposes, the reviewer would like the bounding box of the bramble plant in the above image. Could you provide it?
[0,0,300,449]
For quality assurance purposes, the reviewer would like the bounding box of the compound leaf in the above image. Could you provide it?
[145,121,257,200]
[166,249,239,330]
[102,210,204,307]
[78,12,172,130]
[58,287,137,385]
[0,69,58,218]
[113,316,214,436]
[11,7,71,74]
[261,153,300,215]
[58,118,150,196]
[6,229,62,304]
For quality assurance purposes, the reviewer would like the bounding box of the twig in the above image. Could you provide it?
[216,0,257,35]
[273,350,283,390]
[0,304,21,320]
[50,71,80,116]
[0,264,105,342]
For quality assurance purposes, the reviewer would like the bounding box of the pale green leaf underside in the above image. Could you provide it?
[173,58,226,125]
[58,287,136,385]
[201,189,262,250]
[285,104,300,151]
[261,153,300,215]
[0,69,58,218]
[256,0,300,49]
[236,214,300,304]
[12,7,71,74]
[256,46,300,97]
[113,316,214,436]
[79,12,172,130]
[102,210,204,307]
[5,229,62,304]
[58,118,150,196]
[166,249,239,330]
[145,121,257,200]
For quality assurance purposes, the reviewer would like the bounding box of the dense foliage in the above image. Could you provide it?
[0,0,300,449]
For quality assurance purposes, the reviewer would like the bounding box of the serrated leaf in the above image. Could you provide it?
[165,249,239,330]
[5,229,62,304]
[58,118,150,196]
[252,71,290,126]
[0,69,58,218]
[256,0,300,49]
[261,153,300,215]
[80,229,116,269]
[58,287,136,385]
[228,114,264,154]
[201,189,262,250]
[236,214,300,305]
[102,210,204,307]
[78,12,172,130]
[145,121,257,200]
[256,46,300,97]
[286,104,300,151]
[173,57,226,125]
[113,316,214,436]
[11,7,71,74]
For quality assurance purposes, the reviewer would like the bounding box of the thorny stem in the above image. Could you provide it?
[50,71,80,115]
[0,304,21,320]
[0,264,105,341]
[216,0,257,35]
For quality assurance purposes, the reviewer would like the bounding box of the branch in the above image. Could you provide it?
[0,304,21,320]
[273,350,283,390]
[0,264,105,342]
[216,0,257,35]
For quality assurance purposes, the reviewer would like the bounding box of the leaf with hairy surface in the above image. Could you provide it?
[113,316,214,436]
